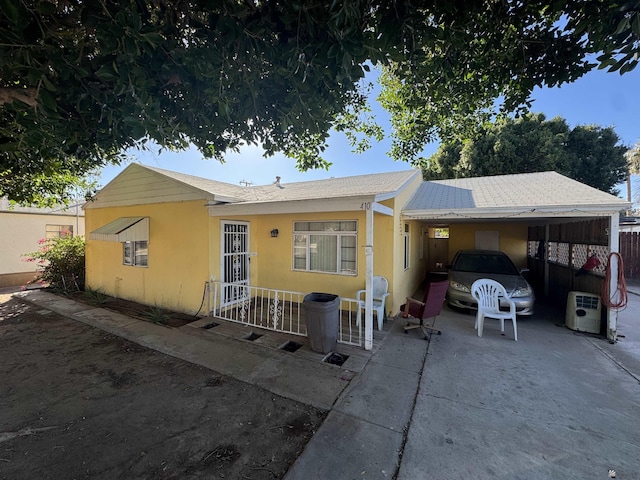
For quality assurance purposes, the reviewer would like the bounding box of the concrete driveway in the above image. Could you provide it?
[397,295,640,480]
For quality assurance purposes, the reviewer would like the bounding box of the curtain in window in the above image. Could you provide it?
[310,235,337,272]
[293,222,357,274]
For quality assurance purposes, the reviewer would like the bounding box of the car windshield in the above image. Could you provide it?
[453,253,519,275]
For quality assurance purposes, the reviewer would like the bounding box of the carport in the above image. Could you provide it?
[402,171,631,342]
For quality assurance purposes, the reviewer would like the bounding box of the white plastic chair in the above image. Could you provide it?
[356,275,390,331]
[471,278,518,341]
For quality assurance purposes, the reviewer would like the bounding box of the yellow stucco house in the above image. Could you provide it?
[85,164,425,349]
[86,165,629,348]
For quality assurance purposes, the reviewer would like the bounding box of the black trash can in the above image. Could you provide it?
[303,292,340,353]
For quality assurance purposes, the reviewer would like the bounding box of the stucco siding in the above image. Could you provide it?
[85,200,210,314]
[372,211,395,315]
[210,211,372,301]
[391,174,427,314]
[205,208,407,315]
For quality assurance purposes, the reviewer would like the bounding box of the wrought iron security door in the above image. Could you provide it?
[221,221,250,306]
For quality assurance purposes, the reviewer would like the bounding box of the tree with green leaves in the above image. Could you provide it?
[1,1,638,205]
[565,124,629,195]
[421,114,628,195]
[379,2,640,163]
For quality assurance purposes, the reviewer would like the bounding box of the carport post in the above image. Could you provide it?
[606,213,620,343]
[543,224,550,297]
[364,206,374,351]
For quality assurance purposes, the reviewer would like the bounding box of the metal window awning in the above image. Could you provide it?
[89,217,149,242]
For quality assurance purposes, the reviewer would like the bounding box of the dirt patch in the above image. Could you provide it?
[0,295,326,479]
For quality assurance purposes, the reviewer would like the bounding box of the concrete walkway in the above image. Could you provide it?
[287,286,640,480]
[12,286,640,479]
[10,289,357,411]
[285,320,429,479]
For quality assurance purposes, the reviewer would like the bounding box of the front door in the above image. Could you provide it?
[428,238,449,273]
[221,221,250,305]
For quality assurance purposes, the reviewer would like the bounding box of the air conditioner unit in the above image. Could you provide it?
[565,291,601,334]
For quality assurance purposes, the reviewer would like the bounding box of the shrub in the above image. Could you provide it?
[144,305,172,325]
[83,287,110,305]
[23,234,85,291]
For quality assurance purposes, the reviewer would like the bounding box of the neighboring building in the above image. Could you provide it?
[85,165,629,347]
[620,216,640,233]
[0,198,85,288]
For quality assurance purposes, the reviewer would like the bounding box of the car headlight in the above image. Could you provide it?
[449,281,470,293]
[511,285,533,298]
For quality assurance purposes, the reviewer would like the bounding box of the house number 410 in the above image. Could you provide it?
[360,202,371,210]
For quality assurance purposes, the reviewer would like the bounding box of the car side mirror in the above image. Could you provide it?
[520,268,530,275]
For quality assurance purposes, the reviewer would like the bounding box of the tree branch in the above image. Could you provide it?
[0,87,38,108]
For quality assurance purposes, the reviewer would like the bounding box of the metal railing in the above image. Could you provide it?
[207,281,363,347]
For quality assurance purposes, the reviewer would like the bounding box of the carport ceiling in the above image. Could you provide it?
[402,171,630,223]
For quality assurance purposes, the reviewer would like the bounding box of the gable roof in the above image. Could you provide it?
[142,165,250,200]
[147,165,420,203]
[87,163,420,210]
[232,170,420,204]
[403,171,630,221]
[86,163,250,208]
[142,165,419,203]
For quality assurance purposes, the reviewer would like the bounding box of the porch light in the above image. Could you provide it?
[270,228,279,238]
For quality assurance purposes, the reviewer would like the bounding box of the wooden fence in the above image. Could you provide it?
[620,232,640,279]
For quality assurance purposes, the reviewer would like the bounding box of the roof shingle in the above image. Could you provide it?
[146,165,419,203]
[403,171,629,212]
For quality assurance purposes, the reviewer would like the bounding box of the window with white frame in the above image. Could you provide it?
[293,221,357,275]
[123,241,148,267]
[404,223,410,270]
[46,224,73,239]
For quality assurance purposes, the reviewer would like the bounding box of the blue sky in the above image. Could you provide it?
[99,66,640,197]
